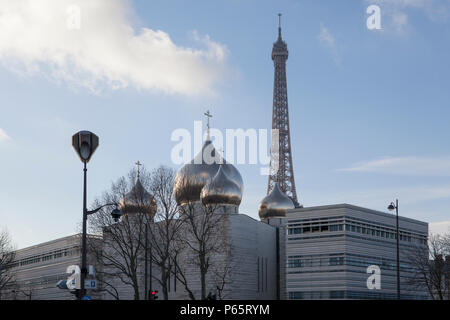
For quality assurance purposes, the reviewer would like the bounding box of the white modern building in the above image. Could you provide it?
[1,234,101,300]
[284,204,429,300]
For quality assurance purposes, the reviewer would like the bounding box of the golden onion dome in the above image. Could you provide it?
[200,165,242,206]
[173,140,243,206]
[119,178,157,215]
[258,183,294,220]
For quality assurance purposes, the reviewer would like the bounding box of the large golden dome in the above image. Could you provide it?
[200,165,242,206]
[174,140,243,206]
[258,183,294,220]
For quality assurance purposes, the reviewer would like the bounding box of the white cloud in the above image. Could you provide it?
[339,156,450,176]
[318,23,340,65]
[0,0,228,95]
[0,128,11,142]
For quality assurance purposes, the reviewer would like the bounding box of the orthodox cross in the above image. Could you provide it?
[135,160,142,178]
[204,110,212,140]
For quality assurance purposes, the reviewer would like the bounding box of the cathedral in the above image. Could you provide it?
[99,135,293,300]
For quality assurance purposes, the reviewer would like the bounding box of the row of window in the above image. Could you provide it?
[288,222,427,245]
[10,248,80,268]
[288,224,343,234]
[287,253,416,273]
[288,290,427,300]
[288,256,344,268]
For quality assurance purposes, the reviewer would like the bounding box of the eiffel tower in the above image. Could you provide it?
[267,14,300,207]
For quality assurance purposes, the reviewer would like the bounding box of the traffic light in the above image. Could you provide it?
[149,290,158,300]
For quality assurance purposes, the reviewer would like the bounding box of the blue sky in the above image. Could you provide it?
[0,0,450,248]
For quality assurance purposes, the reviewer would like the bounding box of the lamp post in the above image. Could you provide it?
[388,199,400,300]
[72,131,98,299]
[72,131,122,299]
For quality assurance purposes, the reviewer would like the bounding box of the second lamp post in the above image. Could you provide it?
[388,199,400,300]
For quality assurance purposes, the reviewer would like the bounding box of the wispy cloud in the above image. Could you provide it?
[338,156,450,176]
[365,0,450,33]
[305,184,450,224]
[429,220,450,235]
[0,128,11,142]
[0,0,228,96]
[318,23,340,65]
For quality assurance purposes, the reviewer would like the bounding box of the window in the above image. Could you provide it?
[330,225,342,232]
[330,257,344,266]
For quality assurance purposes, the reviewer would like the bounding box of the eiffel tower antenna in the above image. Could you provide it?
[278,13,282,38]
[268,14,300,207]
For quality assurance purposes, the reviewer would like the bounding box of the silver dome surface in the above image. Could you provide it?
[201,165,242,206]
[119,178,157,215]
[258,183,294,220]
[174,140,243,206]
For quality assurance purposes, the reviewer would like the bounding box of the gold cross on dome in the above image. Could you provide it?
[135,160,142,178]
[204,110,212,140]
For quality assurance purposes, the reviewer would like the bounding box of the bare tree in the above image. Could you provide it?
[210,249,234,300]
[174,190,230,300]
[0,227,16,300]
[142,166,183,300]
[0,229,16,299]
[406,233,450,300]
[88,168,151,300]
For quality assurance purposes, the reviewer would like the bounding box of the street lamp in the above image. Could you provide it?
[72,131,122,300]
[388,199,400,300]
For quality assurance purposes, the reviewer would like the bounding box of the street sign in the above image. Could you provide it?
[84,279,97,289]
[56,280,68,290]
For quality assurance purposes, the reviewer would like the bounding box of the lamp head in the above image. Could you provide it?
[388,202,396,211]
[111,208,123,222]
[72,131,99,163]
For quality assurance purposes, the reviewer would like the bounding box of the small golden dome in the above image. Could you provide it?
[119,178,157,216]
[258,183,294,220]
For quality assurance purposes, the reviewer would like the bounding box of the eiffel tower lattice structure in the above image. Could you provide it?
[267,14,300,207]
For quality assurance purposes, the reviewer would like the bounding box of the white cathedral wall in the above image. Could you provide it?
[227,214,277,300]
[170,212,277,300]
[100,211,278,300]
